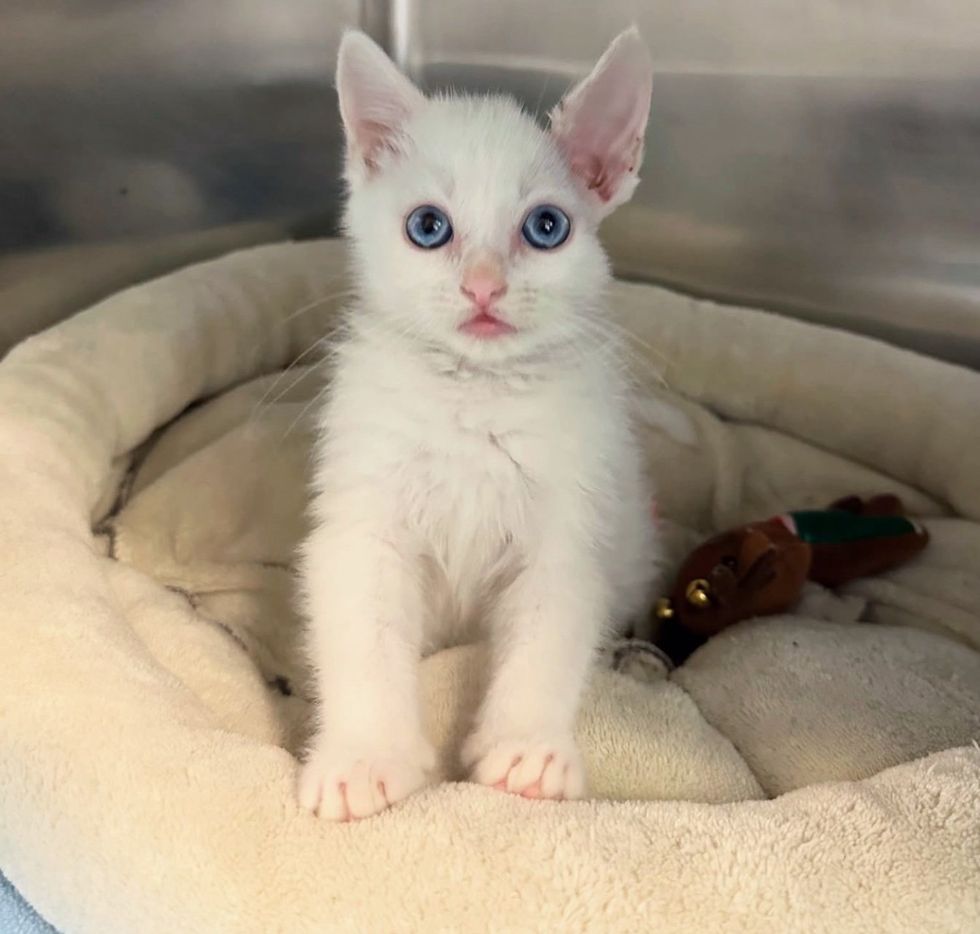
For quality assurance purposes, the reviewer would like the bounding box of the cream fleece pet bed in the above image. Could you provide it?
[1,239,979,933]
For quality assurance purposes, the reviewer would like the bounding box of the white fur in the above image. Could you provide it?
[298,28,660,820]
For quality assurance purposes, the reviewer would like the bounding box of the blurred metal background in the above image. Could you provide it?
[2,0,979,366]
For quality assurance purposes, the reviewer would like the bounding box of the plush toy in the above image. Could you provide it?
[652,494,929,664]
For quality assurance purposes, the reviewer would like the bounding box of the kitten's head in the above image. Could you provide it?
[336,28,652,364]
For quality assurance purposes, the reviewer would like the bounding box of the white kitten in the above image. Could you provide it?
[298,27,658,820]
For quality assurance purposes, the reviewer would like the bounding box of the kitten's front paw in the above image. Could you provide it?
[464,734,586,801]
[298,736,435,820]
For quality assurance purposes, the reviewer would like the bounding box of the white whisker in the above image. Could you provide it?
[276,286,358,330]
[562,315,671,392]
[249,320,349,424]
[280,380,331,442]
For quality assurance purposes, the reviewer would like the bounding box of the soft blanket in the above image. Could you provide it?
[1,240,978,933]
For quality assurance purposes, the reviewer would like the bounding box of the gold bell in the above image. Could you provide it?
[654,597,674,619]
[685,578,712,608]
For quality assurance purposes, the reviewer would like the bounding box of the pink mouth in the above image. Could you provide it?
[459,310,517,339]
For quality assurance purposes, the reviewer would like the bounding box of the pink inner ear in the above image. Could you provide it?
[550,29,653,207]
[564,135,642,204]
[350,106,416,171]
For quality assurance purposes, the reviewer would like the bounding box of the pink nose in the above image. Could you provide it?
[461,265,508,309]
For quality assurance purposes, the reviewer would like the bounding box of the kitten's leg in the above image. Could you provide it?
[298,521,433,820]
[462,542,609,800]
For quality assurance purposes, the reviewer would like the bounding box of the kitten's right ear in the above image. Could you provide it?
[336,30,425,179]
[549,27,653,218]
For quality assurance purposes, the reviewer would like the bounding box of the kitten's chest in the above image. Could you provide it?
[400,395,558,636]
[404,393,543,531]
[389,371,605,533]
[329,347,614,540]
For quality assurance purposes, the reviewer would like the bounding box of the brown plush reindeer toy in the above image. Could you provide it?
[652,495,929,664]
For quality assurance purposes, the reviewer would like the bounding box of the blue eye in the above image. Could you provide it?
[406,205,453,249]
[521,205,571,250]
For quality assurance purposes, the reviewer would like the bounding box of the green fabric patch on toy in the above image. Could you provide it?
[785,510,922,546]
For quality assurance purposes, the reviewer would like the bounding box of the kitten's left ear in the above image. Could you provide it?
[336,30,426,180]
[549,27,653,217]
